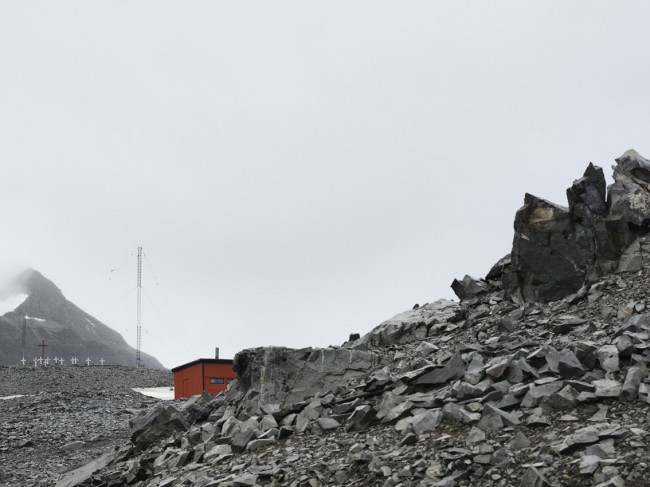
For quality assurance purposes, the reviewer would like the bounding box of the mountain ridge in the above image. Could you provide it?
[0,269,164,368]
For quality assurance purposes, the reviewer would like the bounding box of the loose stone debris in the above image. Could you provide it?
[0,365,171,486]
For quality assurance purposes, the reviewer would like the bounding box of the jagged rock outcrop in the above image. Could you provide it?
[0,270,164,368]
[456,151,650,303]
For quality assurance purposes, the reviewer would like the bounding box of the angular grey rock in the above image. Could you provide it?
[620,366,642,402]
[346,405,377,432]
[567,163,608,224]
[597,345,620,373]
[476,412,504,432]
[317,417,340,431]
[451,275,489,301]
[413,410,444,434]
[557,349,586,378]
[442,403,480,424]
[593,379,622,398]
[609,149,650,227]
[483,403,520,426]
[130,404,189,450]
[509,431,531,450]
[508,180,601,302]
[519,466,551,487]
[546,385,578,410]
[232,473,258,487]
[579,454,601,474]
[380,401,414,424]
[573,341,598,370]
[203,444,232,462]
[55,448,127,487]
[486,254,511,281]
[520,380,565,408]
[526,408,551,427]
[246,437,275,451]
[558,429,602,455]
[413,352,466,385]
[231,429,256,453]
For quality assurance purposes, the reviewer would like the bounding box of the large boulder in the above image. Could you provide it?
[227,346,384,418]
[130,404,189,450]
[508,193,592,302]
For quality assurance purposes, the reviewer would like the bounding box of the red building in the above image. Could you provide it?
[172,358,236,400]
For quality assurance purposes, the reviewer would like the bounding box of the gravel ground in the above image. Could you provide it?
[0,366,172,486]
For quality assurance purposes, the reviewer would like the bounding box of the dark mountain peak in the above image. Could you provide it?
[0,268,164,368]
[13,269,62,295]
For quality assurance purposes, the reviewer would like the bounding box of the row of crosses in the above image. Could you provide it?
[25,356,105,366]
[24,340,105,366]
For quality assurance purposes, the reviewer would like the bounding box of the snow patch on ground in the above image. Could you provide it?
[26,315,46,322]
[0,293,28,315]
[132,387,174,400]
[85,318,96,328]
[0,395,26,400]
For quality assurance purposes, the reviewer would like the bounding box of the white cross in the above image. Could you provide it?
[38,357,43,365]
[33,358,38,367]
[60,357,65,365]
[21,357,26,366]
[44,357,50,366]
[54,357,59,364]
[71,357,78,365]
[86,357,91,366]
[100,358,105,366]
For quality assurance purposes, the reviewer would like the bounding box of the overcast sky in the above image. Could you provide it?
[2,2,650,368]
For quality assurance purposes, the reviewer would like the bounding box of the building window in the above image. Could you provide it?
[209,378,224,384]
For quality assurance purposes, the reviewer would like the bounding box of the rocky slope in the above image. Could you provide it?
[0,270,163,368]
[0,366,172,486]
[45,151,650,486]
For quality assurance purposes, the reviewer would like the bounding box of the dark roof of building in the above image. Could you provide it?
[171,358,234,373]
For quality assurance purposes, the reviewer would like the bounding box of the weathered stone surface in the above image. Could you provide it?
[593,379,622,398]
[520,380,565,408]
[557,349,586,378]
[503,154,650,302]
[130,404,189,450]
[508,193,591,302]
[231,429,256,453]
[357,299,463,347]
[520,466,552,487]
[413,352,465,385]
[597,345,620,373]
[316,417,340,431]
[620,366,642,402]
[55,448,128,487]
[228,346,383,416]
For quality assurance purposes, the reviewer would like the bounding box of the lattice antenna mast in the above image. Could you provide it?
[21,316,26,361]
[136,246,142,368]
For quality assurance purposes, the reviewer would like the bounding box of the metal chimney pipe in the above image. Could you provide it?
[215,347,220,359]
